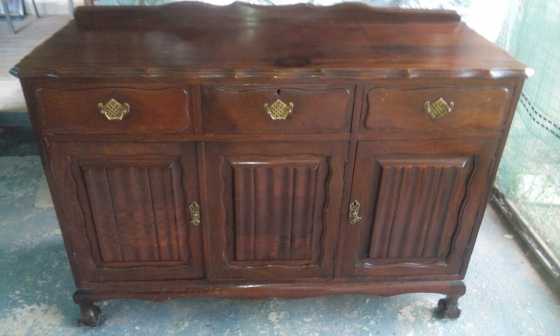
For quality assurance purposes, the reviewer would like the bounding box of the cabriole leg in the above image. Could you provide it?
[434,294,462,319]
[74,291,102,327]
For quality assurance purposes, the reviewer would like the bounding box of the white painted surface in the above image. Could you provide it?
[23,0,84,15]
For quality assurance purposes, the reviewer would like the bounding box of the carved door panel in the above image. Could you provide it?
[50,142,204,282]
[339,139,498,278]
[204,142,347,281]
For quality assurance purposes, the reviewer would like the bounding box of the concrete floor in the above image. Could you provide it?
[1,13,559,336]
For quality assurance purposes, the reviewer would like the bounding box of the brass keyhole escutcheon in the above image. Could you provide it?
[349,200,362,225]
[188,201,201,226]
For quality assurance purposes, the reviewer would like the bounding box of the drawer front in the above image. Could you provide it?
[202,85,354,133]
[363,86,513,134]
[36,87,192,134]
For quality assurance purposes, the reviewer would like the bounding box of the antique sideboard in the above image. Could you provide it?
[13,2,527,326]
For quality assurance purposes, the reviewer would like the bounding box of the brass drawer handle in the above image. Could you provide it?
[188,201,201,226]
[349,200,362,225]
[98,98,130,121]
[424,97,454,120]
[264,98,294,120]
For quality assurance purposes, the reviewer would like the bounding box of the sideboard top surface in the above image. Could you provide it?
[14,2,527,80]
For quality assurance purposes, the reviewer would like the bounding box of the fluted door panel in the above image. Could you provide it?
[205,142,347,281]
[51,142,204,282]
[367,158,472,262]
[229,157,326,263]
[79,160,189,265]
[340,139,498,279]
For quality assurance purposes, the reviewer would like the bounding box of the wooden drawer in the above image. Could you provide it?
[363,85,513,135]
[36,87,193,134]
[202,85,354,133]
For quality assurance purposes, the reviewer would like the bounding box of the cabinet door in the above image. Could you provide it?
[339,139,498,278]
[204,142,347,281]
[50,142,204,282]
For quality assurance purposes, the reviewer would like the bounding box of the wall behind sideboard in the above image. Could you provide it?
[23,0,84,15]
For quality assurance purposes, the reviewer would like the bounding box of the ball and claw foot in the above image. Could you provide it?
[434,296,461,319]
[78,302,102,327]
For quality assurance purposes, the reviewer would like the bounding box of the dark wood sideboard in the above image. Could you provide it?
[13,2,527,326]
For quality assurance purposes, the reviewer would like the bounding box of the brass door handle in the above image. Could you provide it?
[98,98,130,121]
[424,97,454,120]
[264,98,294,120]
[188,201,201,226]
[349,200,362,225]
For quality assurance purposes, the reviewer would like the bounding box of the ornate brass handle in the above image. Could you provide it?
[98,98,130,121]
[424,97,454,120]
[264,98,294,120]
[349,200,362,225]
[188,201,201,226]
